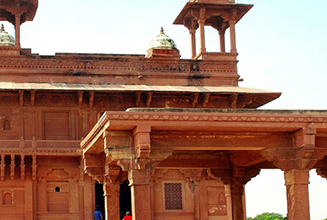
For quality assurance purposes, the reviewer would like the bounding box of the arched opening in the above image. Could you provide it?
[95,182,104,217]
[3,119,10,130]
[120,179,131,219]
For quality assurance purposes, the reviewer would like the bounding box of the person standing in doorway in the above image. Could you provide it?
[93,206,103,220]
[123,211,132,220]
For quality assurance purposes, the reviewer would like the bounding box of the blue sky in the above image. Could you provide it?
[2,0,327,219]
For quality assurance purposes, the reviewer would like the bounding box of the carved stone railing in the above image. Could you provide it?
[194,52,238,61]
[36,140,81,149]
[0,139,81,150]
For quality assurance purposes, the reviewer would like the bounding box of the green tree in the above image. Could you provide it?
[247,212,287,220]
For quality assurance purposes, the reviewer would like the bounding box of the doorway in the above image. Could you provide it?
[120,179,132,219]
[95,182,105,218]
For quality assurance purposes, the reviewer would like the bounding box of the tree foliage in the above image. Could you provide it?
[247,212,287,220]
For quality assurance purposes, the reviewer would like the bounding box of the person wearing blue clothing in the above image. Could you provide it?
[93,206,103,220]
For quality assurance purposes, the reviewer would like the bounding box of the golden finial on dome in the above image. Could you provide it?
[1,24,5,32]
[160,26,164,35]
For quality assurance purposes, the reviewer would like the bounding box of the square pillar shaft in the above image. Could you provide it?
[225,183,245,220]
[103,182,121,220]
[129,169,151,220]
[284,169,310,220]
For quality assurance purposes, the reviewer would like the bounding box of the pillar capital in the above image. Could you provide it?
[128,168,151,186]
[199,7,206,20]
[284,169,309,186]
[197,19,206,26]
[103,177,120,196]
[183,18,199,31]
[104,165,122,183]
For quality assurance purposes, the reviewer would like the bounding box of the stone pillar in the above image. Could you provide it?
[219,29,226,53]
[198,19,206,54]
[103,180,121,220]
[225,183,245,220]
[284,169,310,220]
[32,155,37,220]
[198,7,206,54]
[190,28,196,58]
[229,20,237,53]
[194,180,201,220]
[15,14,21,47]
[25,179,33,220]
[184,18,198,59]
[129,169,151,220]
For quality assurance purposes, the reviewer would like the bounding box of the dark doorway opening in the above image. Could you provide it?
[95,182,105,218]
[120,179,132,219]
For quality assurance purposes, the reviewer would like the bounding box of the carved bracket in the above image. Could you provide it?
[83,153,105,182]
[261,127,327,171]
[208,167,260,185]
[104,165,121,183]
[133,125,151,159]
[316,168,327,180]
[180,169,203,191]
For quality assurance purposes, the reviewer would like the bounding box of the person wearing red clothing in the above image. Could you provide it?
[122,211,132,220]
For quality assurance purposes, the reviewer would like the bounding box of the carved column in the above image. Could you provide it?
[103,165,121,220]
[1,154,5,180]
[198,7,206,54]
[15,13,21,47]
[103,179,121,220]
[190,28,197,58]
[20,154,25,180]
[198,19,206,54]
[10,154,15,180]
[284,169,310,220]
[219,29,226,53]
[261,127,327,220]
[229,20,236,53]
[229,9,238,54]
[129,168,152,220]
[32,155,37,220]
[225,183,244,220]
[184,18,198,59]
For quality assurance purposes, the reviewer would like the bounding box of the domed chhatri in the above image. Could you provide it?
[0,24,15,46]
[146,27,180,59]
[148,27,178,51]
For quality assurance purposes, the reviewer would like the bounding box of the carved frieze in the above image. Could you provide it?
[104,111,327,124]
[0,57,237,74]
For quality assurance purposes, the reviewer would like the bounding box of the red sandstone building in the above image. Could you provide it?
[1,0,327,220]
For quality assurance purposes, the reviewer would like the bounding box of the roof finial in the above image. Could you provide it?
[1,24,4,32]
[160,26,164,34]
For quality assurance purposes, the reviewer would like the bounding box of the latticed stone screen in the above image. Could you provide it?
[164,182,183,210]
